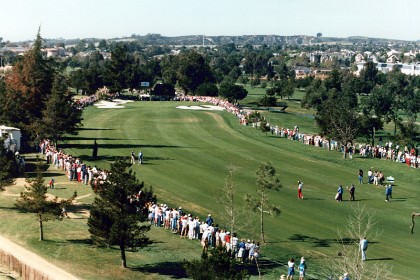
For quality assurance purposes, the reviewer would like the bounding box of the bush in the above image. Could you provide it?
[184,246,249,280]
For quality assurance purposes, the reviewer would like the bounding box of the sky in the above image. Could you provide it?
[1,0,419,42]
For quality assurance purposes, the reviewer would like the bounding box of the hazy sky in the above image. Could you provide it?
[1,0,419,42]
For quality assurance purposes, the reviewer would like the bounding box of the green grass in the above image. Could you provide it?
[1,100,419,279]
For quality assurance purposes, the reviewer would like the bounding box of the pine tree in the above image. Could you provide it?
[88,158,154,268]
[38,74,83,147]
[103,43,133,93]
[15,159,76,241]
[1,28,55,146]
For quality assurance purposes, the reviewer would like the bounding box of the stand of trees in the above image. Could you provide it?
[0,30,83,150]
[302,67,420,146]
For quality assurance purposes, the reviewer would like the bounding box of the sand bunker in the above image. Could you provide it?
[176,105,225,111]
[94,99,134,109]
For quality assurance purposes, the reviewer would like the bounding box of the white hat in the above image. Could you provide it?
[208,214,211,216]
[344,273,349,277]
[226,232,230,234]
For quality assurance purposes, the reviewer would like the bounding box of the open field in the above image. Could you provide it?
[1,97,419,279]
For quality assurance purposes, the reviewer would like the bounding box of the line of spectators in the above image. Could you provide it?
[40,139,109,192]
[73,95,98,110]
[180,95,419,168]
[359,143,419,168]
[146,202,260,264]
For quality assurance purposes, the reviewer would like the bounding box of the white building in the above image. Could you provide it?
[356,62,420,76]
[0,125,21,152]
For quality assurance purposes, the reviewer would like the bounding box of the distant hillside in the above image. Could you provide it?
[129,34,315,46]
[311,36,412,45]
[38,34,414,47]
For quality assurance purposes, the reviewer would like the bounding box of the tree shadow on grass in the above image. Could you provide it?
[23,161,49,173]
[0,206,18,211]
[24,171,65,179]
[289,234,352,248]
[289,234,310,242]
[66,238,94,245]
[366,257,393,261]
[76,155,121,162]
[130,261,188,279]
[130,259,282,279]
[77,127,114,131]
[74,155,175,163]
[68,204,91,218]
[59,143,184,150]
[61,136,143,141]
[43,172,66,178]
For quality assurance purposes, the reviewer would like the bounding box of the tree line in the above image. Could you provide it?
[302,64,420,146]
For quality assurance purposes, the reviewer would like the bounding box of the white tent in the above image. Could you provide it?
[0,125,21,152]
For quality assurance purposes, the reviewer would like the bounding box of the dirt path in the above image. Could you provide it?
[0,235,80,280]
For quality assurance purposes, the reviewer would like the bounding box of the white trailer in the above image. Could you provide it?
[0,125,21,152]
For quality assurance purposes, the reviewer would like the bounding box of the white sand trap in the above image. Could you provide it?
[176,105,225,111]
[94,99,134,109]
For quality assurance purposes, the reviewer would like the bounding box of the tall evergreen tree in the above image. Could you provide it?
[88,159,154,268]
[37,74,83,147]
[103,43,133,93]
[1,29,54,145]
[15,159,76,241]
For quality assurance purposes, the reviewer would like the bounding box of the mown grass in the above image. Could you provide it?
[0,98,419,279]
